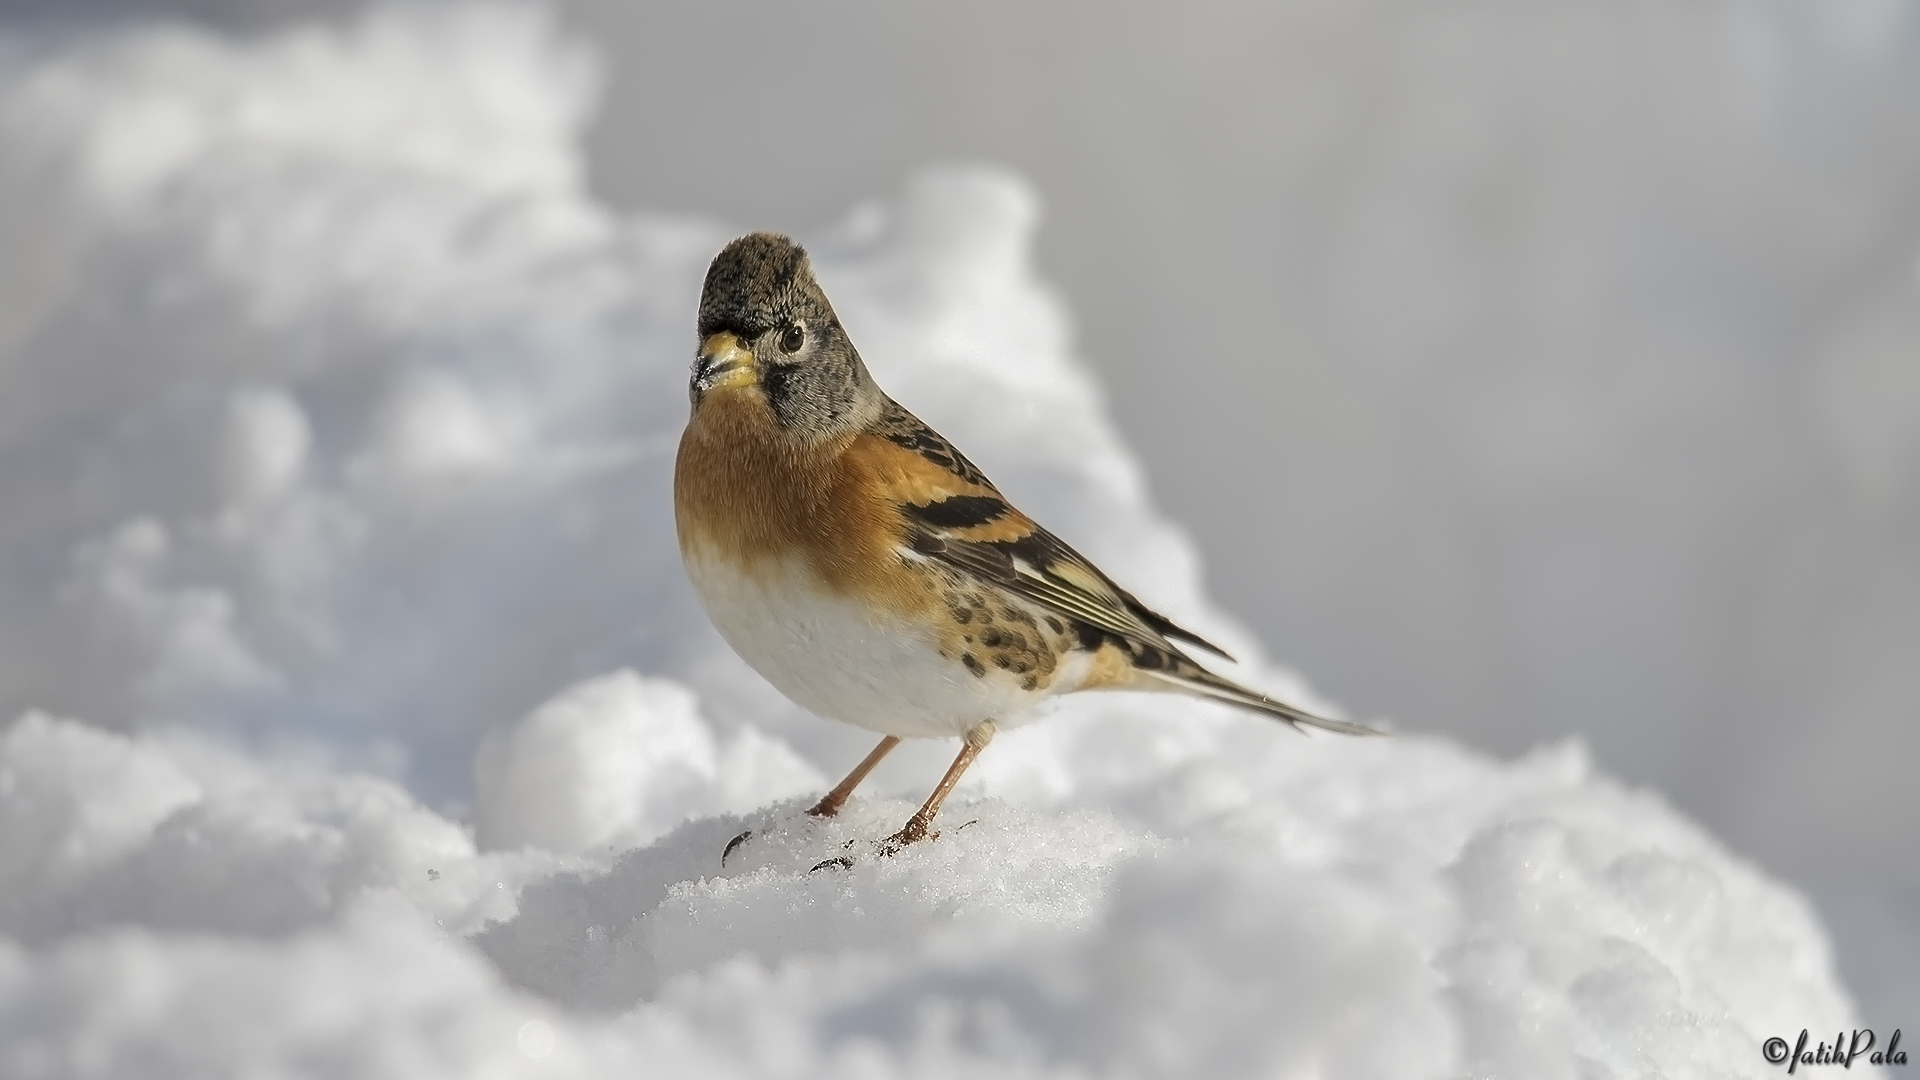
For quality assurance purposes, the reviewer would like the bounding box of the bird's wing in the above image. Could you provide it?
[855,402,1232,660]
[849,403,1378,737]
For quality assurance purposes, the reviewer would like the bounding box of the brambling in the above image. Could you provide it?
[676,233,1376,860]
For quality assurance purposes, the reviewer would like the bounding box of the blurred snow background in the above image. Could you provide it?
[0,0,1908,1074]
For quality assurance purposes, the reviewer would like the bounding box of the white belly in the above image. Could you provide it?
[681,548,1039,738]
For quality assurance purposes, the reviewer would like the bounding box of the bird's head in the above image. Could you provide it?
[690,232,879,441]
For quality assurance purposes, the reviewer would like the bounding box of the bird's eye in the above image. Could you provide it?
[779,323,806,354]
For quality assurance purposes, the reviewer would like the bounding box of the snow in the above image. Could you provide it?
[472,672,823,855]
[0,4,1861,1077]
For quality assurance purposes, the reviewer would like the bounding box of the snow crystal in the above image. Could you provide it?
[0,4,1861,1078]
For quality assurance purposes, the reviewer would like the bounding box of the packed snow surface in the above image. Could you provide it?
[0,5,1858,1077]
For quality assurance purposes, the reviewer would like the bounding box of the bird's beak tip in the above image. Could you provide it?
[692,332,756,398]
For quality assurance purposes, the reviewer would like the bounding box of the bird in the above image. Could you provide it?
[674,232,1376,862]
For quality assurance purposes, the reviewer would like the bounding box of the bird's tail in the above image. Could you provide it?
[1133,659,1382,737]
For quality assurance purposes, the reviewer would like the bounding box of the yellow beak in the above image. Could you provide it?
[692,332,757,398]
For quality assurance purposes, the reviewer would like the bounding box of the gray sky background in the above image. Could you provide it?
[8,0,1920,1018]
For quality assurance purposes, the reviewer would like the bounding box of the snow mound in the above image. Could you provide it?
[473,671,823,854]
[0,4,1857,1077]
[0,708,1854,1078]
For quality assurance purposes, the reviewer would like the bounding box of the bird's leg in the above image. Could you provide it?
[725,734,902,866]
[879,721,994,854]
[808,735,901,818]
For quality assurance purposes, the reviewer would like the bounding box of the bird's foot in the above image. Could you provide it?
[874,815,936,858]
[808,817,934,871]
[807,815,979,872]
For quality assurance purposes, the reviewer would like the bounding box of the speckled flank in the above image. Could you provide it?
[928,569,1071,694]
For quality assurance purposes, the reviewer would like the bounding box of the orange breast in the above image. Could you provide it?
[673,392,931,619]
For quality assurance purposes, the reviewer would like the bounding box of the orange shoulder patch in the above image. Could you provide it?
[844,436,1038,545]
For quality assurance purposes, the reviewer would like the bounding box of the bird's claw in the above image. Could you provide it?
[720,828,754,866]
[807,838,860,873]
